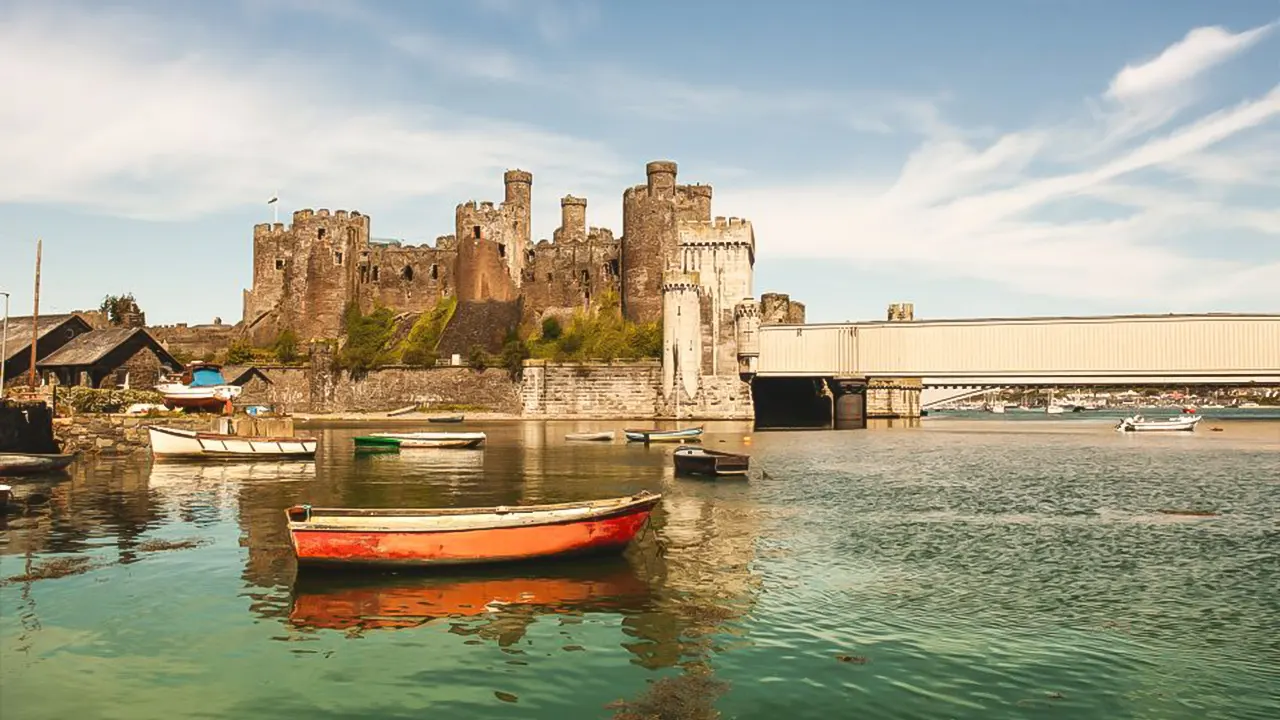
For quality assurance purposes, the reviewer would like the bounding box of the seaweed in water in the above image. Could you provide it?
[3,556,96,584]
[606,671,729,720]
[136,538,207,552]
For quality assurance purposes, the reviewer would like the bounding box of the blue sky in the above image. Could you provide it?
[1,0,1278,324]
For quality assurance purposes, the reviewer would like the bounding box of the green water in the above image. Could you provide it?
[2,418,1278,719]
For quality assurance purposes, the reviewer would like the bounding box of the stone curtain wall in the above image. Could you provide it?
[521,360,754,420]
[521,360,662,418]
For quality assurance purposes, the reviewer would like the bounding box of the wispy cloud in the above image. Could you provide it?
[0,3,626,221]
[721,23,1280,311]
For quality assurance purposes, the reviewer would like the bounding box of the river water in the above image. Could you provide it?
[2,414,1278,719]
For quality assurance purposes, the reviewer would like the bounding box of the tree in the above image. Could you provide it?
[541,316,562,340]
[273,329,300,364]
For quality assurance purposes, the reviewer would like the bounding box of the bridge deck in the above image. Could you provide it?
[756,313,1280,382]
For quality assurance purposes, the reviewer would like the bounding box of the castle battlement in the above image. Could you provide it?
[662,269,703,292]
[734,300,761,319]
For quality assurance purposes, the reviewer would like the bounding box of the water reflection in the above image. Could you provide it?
[287,558,653,634]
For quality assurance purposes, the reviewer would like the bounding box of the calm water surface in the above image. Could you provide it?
[2,416,1278,719]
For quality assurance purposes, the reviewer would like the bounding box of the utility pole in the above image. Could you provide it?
[0,290,10,395]
[28,239,41,388]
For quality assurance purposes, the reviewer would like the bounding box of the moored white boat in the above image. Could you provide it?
[361,431,487,449]
[624,426,703,443]
[148,426,317,459]
[565,431,616,442]
[155,363,242,411]
[1115,414,1202,433]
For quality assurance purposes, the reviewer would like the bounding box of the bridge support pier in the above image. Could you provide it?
[830,380,867,429]
[866,377,922,419]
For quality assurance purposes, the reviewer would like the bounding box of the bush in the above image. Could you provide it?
[273,329,300,364]
[500,339,530,380]
[225,340,254,365]
[540,316,562,341]
[468,344,489,371]
[399,296,456,366]
[339,303,397,373]
[56,387,166,414]
[529,292,662,362]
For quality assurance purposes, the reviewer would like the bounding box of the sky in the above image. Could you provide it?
[0,0,1278,325]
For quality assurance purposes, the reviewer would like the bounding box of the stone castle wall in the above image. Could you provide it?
[521,359,752,420]
[238,365,521,415]
[151,321,239,360]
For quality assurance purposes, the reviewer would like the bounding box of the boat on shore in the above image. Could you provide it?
[672,446,749,477]
[147,426,318,459]
[284,491,662,568]
[427,415,465,424]
[0,452,76,476]
[356,432,487,450]
[1115,414,1202,433]
[154,363,242,412]
[624,426,703,443]
[565,431,615,442]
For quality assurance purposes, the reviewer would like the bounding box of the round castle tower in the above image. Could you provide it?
[734,299,761,379]
[622,161,681,324]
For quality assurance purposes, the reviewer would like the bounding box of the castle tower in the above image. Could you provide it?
[734,299,761,379]
[621,161,681,323]
[453,170,531,302]
[662,270,703,416]
[557,195,587,243]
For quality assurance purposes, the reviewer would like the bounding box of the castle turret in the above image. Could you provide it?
[662,270,703,416]
[734,299,761,379]
[557,195,587,243]
[622,161,681,323]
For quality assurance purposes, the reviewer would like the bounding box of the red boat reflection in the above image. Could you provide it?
[288,559,653,631]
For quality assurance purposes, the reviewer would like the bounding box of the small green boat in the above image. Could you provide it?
[354,436,403,451]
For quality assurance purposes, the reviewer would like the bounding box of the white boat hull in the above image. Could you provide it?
[148,426,317,458]
[565,431,616,441]
[1116,415,1202,433]
[367,432,487,448]
[155,383,243,410]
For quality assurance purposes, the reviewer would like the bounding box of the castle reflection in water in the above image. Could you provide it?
[2,421,763,671]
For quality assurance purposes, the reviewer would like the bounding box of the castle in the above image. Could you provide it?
[242,160,785,413]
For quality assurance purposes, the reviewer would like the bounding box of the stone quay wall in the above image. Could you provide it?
[54,415,213,456]
[243,365,522,415]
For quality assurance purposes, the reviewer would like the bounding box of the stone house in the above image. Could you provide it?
[36,328,182,389]
[2,313,95,386]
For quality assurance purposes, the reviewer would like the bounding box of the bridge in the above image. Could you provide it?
[747,309,1280,427]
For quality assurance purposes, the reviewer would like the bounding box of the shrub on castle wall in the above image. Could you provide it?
[528,292,661,362]
[339,303,398,373]
[399,296,456,367]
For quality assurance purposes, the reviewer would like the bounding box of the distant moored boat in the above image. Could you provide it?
[624,426,703,443]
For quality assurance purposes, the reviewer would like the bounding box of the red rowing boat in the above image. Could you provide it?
[284,491,661,568]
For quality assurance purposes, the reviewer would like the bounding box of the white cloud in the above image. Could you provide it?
[720,25,1280,311]
[0,4,626,223]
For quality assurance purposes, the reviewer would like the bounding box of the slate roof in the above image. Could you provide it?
[2,314,92,361]
[37,328,180,369]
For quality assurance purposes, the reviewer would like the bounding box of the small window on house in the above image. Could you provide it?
[402,265,414,281]
[318,228,326,239]
[372,266,380,281]
[430,264,439,280]
[334,251,343,265]
[498,243,506,258]
[473,225,481,239]
[275,258,285,270]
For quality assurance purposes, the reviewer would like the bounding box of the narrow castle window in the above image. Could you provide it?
[372,266,380,281]
[498,243,506,258]
[580,269,589,285]
[430,264,439,280]
[473,225,481,239]
[275,258,285,270]
[318,228,326,239]
[546,273,552,282]
[608,259,619,276]
[334,251,343,265]
[359,267,368,283]
[402,265,414,281]
[526,250,535,263]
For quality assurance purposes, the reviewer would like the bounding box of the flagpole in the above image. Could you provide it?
[274,190,279,224]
